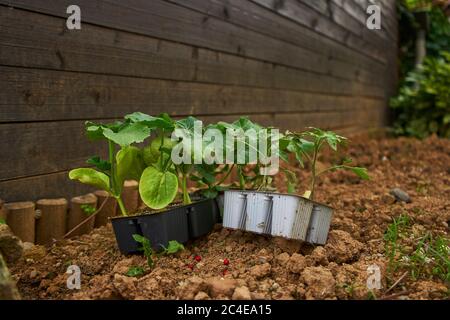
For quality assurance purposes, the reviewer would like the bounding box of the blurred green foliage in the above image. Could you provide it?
[391,52,450,138]
[392,1,450,138]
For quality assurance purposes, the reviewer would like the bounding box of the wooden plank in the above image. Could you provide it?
[0,171,96,203]
[0,0,331,75]
[165,0,387,74]
[0,7,386,97]
[0,0,394,80]
[250,0,387,63]
[0,66,385,123]
[0,103,386,181]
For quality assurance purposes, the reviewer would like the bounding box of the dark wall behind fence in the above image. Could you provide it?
[0,0,398,202]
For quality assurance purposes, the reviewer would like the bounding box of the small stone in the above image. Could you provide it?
[287,253,307,274]
[0,224,24,263]
[249,263,271,279]
[194,291,210,300]
[390,188,411,203]
[232,286,252,300]
[29,270,38,279]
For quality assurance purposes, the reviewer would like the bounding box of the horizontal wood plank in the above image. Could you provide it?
[0,6,386,98]
[0,105,387,181]
[0,0,390,79]
[0,66,385,123]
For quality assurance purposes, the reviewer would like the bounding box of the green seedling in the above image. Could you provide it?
[80,204,96,216]
[285,128,370,200]
[132,234,154,268]
[384,214,411,272]
[384,214,449,282]
[69,117,152,216]
[159,240,185,256]
[0,218,5,224]
[213,117,278,191]
[126,266,145,277]
[137,115,202,209]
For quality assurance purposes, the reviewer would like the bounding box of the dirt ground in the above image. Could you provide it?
[8,134,450,300]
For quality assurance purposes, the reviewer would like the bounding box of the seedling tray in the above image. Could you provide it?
[111,205,189,254]
[222,190,333,245]
[112,199,217,254]
[187,199,218,238]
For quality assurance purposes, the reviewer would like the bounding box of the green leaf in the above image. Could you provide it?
[201,188,218,199]
[102,122,151,147]
[142,136,175,166]
[139,166,178,209]
[125,112,174,130]
[69,168,110,191]
[116,146,146,182]
[0,218,5,224]
[87,156,111,171]
[346,166,370,180]
[132,234,145,243]
[165,240,185,254]
[194,164,216,185]
[126,266,145,277]
[81,204,96,215]
[286,138,313,166]
[176,116,199,132]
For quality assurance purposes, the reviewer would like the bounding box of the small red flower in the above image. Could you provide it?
[187,263,194,270]
[194,255,202,262]
[223,258,230,266]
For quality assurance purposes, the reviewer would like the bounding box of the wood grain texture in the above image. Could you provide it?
[35,198,68,244]
[0,1,397,202]
[0,66,384,123]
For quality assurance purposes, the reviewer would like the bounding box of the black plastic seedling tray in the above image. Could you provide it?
[111,199,218,255]
[187,199,218,238]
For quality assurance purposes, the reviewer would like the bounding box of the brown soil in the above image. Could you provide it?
[8,134,450,300]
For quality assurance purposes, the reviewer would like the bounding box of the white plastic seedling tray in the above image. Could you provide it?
[222,190,333,245]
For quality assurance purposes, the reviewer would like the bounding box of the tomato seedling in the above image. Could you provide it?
[285,128,370,200]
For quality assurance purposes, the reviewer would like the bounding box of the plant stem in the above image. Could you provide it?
[182,174,191,204]
[214,164,235,187]
[108,140,116,193]
[117,196,128,216]
[238,166,245,190]
[310,145,318,201]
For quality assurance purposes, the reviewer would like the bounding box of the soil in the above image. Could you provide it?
[8,134,450,300]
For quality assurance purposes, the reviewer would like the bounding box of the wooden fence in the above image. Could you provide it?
[0,0,398,202]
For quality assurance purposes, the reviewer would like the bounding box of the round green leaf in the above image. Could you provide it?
[142,136,176,166]
[116,146,146,183]
[69,168,110,191]
[139,167,178,210]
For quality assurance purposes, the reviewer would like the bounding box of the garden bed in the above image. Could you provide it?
[9,134,449,300]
